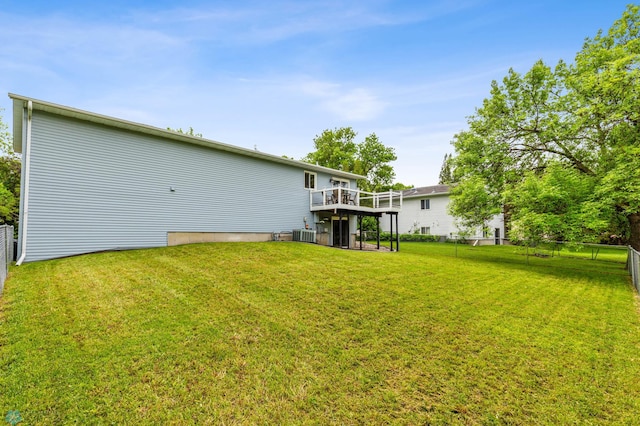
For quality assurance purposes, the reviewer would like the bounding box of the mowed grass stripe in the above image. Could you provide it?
[1,242,638,424]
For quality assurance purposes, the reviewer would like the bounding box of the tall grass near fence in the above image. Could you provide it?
[0,225,14,295]
[371,239,628,274]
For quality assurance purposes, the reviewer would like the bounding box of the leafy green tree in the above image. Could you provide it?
[0,108,11,156]
[438,153,453,185]
[390,182,413,191]
[166,126,203,137]
[302,127,400,193]
[0,108,20,227]
[504,162,604,244]
[450,5,640,249]
[0,185,16,224]
[354,133,397,192]
[447,175,499,236]
[302,127,358,172]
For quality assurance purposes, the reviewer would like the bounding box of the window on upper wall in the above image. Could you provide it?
[304,171,317,190]
[421,199,430,210]
[421,227,431,235]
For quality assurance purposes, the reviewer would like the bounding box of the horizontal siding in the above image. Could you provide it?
[382,196,455,235]
[23,111,343,261]
[382,195,505,239]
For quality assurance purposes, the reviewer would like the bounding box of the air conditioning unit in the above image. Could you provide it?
[293,229,317,243]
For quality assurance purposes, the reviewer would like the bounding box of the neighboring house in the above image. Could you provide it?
[10,94,402,263]
[381,185,505,244]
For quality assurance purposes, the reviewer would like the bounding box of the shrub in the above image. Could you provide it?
[378,233,441,242]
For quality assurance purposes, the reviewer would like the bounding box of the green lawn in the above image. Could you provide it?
[1,242,639,424]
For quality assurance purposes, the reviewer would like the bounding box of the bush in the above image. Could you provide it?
[378,233,441,242]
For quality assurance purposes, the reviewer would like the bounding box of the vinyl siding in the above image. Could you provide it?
[21,111,339,261]
[397,195,455,235]
[382,194,504,239]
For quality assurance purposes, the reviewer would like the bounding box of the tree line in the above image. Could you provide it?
[444,5,640,250]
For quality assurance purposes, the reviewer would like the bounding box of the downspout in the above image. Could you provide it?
[16,101,32,266]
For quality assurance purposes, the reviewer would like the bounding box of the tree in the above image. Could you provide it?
[504,162,603,244]
[0,108,20,227]
[302,127,358,172]
[449,5,640,249]
[447,175,500,236]
[166,126,203,137]
[302,127,400,193]
[0,185,16,224]
[438,153,453,185]
[354,133,397,192]
[390,182,413,191]
[0,107,11,155]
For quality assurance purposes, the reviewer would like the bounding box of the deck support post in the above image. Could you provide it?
[339,211,343,248]
[390,214,394,252]
[395,213,400,252]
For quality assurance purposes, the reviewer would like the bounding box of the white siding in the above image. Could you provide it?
[382,194,505,241]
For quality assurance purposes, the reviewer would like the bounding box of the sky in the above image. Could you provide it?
[0,0,634,186]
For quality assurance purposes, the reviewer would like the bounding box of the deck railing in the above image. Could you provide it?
[310,188,402,213]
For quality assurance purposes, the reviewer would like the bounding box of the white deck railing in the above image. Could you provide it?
[309,188,402,213]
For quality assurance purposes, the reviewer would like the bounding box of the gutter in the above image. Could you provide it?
[16,100,32,266]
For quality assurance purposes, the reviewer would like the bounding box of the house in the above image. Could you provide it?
[10,94,402,263]
[381,185,505,244]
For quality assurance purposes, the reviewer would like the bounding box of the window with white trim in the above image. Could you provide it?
[421,199,430,210]
[421,227,431,235]
[304,171,317,190]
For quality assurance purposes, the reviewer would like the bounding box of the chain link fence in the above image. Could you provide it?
[1,225,14,295]
[628,246,640,294]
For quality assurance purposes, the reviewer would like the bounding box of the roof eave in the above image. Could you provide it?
[403,192,450,199]
[8,93,366,180]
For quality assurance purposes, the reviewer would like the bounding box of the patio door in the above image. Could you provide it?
[332,178,349,189]
[332,216,349,247]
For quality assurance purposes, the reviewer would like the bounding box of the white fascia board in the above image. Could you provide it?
[403,192,450,199]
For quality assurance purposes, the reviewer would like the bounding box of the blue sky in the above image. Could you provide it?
[0,1,633,186]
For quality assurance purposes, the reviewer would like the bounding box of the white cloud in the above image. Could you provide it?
[0,15,185,59]
[125,0,483,46]
[293,78,385,121]
[325,88,385,121]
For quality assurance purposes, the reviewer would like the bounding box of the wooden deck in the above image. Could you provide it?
[309,188,402,214]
